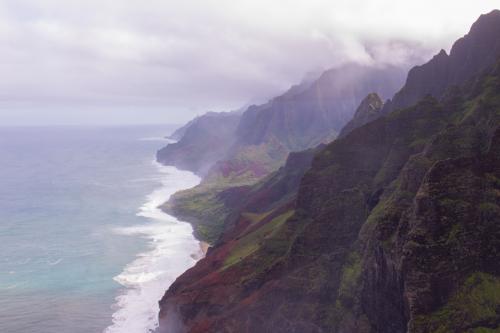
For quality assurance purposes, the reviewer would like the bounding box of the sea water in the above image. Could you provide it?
[0,126,201,333]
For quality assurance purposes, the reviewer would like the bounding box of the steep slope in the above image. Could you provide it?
[159,58,500,333]
[157,13,500,333]
[213,64,407,181]
[338,93,383,138]
[338,9,500,139]
[158,147,318,330]
[161,147,318,243]
[236,64,406,150]
[162,65,407,242]
[156,111,241,176]
[167,118,197,141]
[384,9,500,114]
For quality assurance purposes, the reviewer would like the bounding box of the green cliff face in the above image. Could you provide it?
[161,64,407,244]
[159,58,500,333]
[157,10,500,333]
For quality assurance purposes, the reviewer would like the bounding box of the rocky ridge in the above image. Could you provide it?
[157,10,500,333]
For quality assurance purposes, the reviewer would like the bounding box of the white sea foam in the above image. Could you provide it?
[105,163,202,333]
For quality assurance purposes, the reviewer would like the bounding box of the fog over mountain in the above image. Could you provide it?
[0,0,498,125]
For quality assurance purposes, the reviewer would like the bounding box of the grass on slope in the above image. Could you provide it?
[222,210,294,270]
[413,272,500,332]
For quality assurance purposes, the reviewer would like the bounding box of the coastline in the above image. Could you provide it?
[105,163,203,333]
[154,137,210,254]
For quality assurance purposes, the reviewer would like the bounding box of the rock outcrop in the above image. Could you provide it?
[338,92,383,138]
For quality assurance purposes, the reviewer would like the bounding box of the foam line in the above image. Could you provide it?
[105,163,201,333]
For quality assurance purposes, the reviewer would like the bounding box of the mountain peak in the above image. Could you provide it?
[436,49,448,57]
[355,93,383,116]
[337,92,383,138]
[469,9,500,33]
[383,10,500,114]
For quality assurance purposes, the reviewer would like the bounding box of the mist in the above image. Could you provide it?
[0,0,498,125]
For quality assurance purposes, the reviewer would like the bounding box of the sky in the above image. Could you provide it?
[0,0,498,125]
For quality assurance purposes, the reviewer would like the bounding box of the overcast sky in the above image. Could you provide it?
[0,1,498,125]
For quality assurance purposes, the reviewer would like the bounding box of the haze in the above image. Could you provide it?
[0,0,498,125]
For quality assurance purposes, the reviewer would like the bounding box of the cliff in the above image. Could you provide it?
[162,65,407,243]
[338,93,384,138]
[156,111,241,176]
[235,64,405,150]
[213,64,407,181]
[157,11,500,333]
[384,9,500,114]
[159,58,500,333]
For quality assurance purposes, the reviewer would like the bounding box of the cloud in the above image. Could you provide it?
[0,0,498,125]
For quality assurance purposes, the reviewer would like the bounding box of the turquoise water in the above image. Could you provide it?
[0,126,201,333]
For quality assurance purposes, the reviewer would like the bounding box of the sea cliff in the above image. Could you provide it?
[155,10,500,333]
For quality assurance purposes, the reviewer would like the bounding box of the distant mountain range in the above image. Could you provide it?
[156,10,500,333]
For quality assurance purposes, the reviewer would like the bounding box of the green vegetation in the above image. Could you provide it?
[241,211,272,226]
[337,252,363,305]
[159,49,500,332]
[164,139,293,243]
[413,272,500,332]
[222,210,294,270]
[164,185,231,243]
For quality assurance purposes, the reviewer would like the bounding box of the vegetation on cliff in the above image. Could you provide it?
[160,56,500,333]
[160,64,407,244]
[157,11,500,333]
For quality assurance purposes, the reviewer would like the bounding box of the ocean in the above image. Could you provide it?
[0,125,202,333]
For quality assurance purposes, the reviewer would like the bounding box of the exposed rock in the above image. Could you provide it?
[384,9,500,114]
[338,93,384,138]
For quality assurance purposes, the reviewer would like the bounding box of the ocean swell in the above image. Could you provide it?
[105,163,201,333]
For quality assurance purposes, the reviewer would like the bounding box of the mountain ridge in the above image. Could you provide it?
[338,92,383,137]
[159,57,500,333]
[161,63,408,243]
[383,9,500,114]
[157,10,500,333]
[156,110,241,176]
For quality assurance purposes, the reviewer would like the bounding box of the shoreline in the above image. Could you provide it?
[105,163,202,333]
[155,163,210,255]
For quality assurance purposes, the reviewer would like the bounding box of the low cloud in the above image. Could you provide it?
[0,0,497,125]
